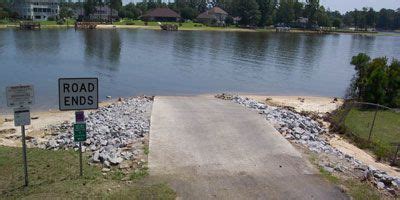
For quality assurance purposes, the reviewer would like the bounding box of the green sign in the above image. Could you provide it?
[74,123,87,142]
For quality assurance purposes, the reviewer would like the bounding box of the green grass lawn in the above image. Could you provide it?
[342,108,400,160]
[0,146,175,199]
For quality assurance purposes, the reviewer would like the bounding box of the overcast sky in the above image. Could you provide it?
[124,0,400,13]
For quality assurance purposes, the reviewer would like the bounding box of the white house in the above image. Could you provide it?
[13,0,60,21]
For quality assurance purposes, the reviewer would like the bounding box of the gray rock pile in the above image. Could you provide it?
[217,94,400,194]
[35,96,153,168]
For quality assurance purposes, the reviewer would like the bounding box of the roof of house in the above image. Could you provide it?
[197,7,228,19]
[142,8,181,18]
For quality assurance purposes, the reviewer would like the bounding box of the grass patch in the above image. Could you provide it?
[309,154,382,200]
[130,166,149,180]
[0,146,175,199]
[143,146,149,155]
[335,107,400,161]
[318,165,381,200]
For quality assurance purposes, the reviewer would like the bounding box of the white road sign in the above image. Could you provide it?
[58,78,99,111]
[14,107,31,126]
[6,85,34,108]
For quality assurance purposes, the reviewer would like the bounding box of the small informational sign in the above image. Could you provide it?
[74,123,87,142]
[6,85,34,108]
[75,111,85,123]
[14,107,31,126]
[58,78,98,111]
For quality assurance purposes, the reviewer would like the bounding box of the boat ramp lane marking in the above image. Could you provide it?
[58,78,99,111]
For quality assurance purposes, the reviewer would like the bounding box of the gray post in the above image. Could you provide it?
[79,142,83,177]
[21,125,28,186]
[368,106,379,143]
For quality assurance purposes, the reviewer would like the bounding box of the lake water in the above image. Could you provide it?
[0,29,399,111]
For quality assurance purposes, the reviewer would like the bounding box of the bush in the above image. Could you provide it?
[125,21,135,25]
[56,19,64,25]
[47,16,56,21]
[350,53,400,107]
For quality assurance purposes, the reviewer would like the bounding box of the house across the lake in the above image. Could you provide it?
[196,7,228,26]
[75,6,118,22]
[12,0,59,21]
[141,7,181,22]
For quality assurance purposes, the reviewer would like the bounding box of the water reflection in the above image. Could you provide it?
[83,30,121,70]
[13,29,60,55]
[300,34,325,70]
[274,33,302,70]
[350,34,376,55]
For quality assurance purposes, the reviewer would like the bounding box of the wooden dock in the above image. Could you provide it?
[19,22,41,30]
[75,22,98,29]
[160,24,178,31]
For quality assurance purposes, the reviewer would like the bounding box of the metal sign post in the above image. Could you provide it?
[74,111,86,177]
[58,78,98,178]
[6,85,34,187]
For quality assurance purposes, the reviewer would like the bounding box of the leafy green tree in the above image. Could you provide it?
[256,0,277,26]
[84,0,96,17]
[119,3,141,19]
[110,0,122,12]
[305,0,319,25]
[276,0,295,24]
[235,0,261,26]
[350,53,400,107]
[59,6,74,19]
[180,6,198,20]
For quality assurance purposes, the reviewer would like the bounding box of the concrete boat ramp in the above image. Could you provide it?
[149,96,348,199]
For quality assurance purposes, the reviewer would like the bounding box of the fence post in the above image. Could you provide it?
[391,144,400,166]
[367,106,379,143]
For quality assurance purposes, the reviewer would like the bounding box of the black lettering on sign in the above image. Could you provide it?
[80,96,86,105]
[72,96,79,105]
[64,84,70,93]
[80,84,87,93]
[88,83,95,92]
[71,83,79,92]
[88,96,93,105]
[64,96,70,106]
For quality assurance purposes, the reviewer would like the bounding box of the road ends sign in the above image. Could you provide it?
[74,123,87,142]
[58,78,98,111]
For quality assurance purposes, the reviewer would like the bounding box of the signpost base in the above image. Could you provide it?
[79,142,83,177]
[21,125,28,187]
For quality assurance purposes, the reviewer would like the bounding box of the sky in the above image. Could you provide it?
[123,0,400,14]
[320,0,400,13]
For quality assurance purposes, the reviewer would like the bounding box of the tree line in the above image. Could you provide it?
[117,0,400,30]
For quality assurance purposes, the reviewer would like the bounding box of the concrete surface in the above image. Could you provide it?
[149,96,348,200]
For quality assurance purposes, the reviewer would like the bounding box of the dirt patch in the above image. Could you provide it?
[0,128,16,135]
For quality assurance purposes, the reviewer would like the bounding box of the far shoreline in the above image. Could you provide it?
[0,23,391,36]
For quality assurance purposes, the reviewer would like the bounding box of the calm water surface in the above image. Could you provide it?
[0,29,399,110]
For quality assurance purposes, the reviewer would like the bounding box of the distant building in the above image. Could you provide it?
[141,8,181,22]
[89,6,118,22]
[196,7,228,26]
[291,17,308,28]
[12,0,60,21]
[75,6,118,22]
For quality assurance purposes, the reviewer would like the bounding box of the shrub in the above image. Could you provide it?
[350,53,400,107]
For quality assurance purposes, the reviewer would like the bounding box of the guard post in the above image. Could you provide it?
[58,78,98,177]
[6,85,34,187]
